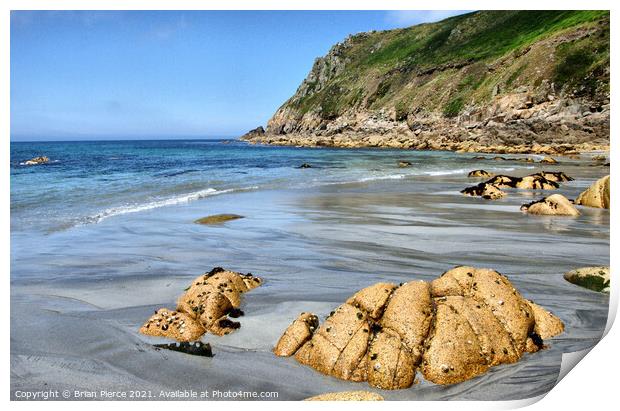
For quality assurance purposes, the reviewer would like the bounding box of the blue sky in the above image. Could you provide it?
[11,10,468,141]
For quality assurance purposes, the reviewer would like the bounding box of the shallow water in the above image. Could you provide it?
[10,141,609,400]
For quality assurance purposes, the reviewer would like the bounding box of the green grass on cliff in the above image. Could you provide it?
[288,10,609,121]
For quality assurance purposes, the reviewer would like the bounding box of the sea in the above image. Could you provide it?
[10,138,610,400]
[11,139,518,234]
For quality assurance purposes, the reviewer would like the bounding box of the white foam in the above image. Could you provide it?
[356,174,406,182]
[425,168,469,176]
[82,187,240,225]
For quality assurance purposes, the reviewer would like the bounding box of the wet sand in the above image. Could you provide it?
[11,155,609,400]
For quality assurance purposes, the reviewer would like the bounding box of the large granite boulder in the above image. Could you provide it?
[575,175,610,209]
[140,267,263,340]
[520,194,580,216]
[275,267,563,389]
[564,266,610,293]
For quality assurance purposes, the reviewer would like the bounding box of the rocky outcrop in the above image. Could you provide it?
[274,266,563,389]
[194,214,244,224]
[564,266,610,293]
[241,11,609,153]
[305,391,384,401]
[23,156,50,165]
[239,126,265,140]
[520,194,580,216]
[461,172,563,200]
[575,175,610,209]
[140,267,263,341]
[484,174,559,190]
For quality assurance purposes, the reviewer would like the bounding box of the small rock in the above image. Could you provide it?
[194,214,244,225]
[468,170,493,178]
[540,156,558,164]
[564,266,610,293]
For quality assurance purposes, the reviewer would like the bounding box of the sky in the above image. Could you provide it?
[10,10,468,141]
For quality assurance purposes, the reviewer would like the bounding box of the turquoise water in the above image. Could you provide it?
[10,139,610,399]
[11,139,510,233]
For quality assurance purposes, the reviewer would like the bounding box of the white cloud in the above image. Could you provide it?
[385,10,472,27]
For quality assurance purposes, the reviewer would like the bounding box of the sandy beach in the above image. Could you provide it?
[10,151,609,400]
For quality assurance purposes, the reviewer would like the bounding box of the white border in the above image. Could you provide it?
[3,1,617,410]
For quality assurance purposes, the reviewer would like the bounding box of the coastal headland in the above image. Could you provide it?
[242,11,609,155]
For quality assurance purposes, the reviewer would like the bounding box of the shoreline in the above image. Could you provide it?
[10,160,610,400]
[242,132,610,155]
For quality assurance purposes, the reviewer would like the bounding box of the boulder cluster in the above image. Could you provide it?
[140,267,262,341]
[274,266,564,390]
[521,174,610,215]
[462,171,571,200]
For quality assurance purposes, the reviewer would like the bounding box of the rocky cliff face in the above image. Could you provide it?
[242,11,610,153]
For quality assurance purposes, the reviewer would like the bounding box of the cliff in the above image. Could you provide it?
[242,11,610,154]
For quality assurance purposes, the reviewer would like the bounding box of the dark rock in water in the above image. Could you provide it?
[23,156,50,165]
[194,214,244,224]
[298,163,313,169]
[154,341,213,357]
[398,160,412,168]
